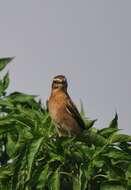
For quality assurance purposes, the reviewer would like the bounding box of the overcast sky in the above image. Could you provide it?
[0,0,131,133]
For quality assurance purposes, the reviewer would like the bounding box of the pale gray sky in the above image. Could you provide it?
[0,0,131,133]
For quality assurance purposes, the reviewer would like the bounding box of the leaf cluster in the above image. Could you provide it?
[0,58,131,190]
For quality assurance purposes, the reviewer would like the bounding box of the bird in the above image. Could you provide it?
[47,75,85,136]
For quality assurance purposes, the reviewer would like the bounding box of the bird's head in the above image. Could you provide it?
[51,75,68,92]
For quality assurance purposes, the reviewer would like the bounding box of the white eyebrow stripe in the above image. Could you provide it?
[53,78,63,82]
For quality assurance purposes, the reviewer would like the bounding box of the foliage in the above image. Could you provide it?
[0,57,131,190]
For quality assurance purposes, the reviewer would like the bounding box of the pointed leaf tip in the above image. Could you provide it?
[86,119,97,130]
[109,113,118,128]
[80,100,85,116]
[0,57,15,71]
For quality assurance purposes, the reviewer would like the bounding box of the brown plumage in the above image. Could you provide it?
[47,75,85,136]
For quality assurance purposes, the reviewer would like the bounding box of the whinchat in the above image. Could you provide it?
[47,75,85,136]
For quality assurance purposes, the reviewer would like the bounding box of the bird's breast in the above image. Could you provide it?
[48,94,66,123]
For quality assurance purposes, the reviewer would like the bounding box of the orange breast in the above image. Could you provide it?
[48,91,66,123]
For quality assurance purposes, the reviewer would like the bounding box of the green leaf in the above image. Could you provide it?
[26,137,44,181]
[86,162,94,180]
[50,169,60,190]
[103,149,131,160]
[73,175,81,190]
[0,72,10,96]
[0,117,16,134]
[0,165,12,180]
[108,113,118,128]
[0,57,14,71]
[100,183,125,190]
[119,142,131,154]
[93,158,105,168]
[5,91,42,110]
[48,154,64,164]
[106,166,125,181]
[80,164,88,190]
[126,165,131,186]
[7,92,37,103]
[11,143,27,189]
[80,100,85,116]
[83,129,106,146]
[6,134,17,157]
[110,133,131,143]
[98,127,118,138]
[2,72,10,91]
[85,119,97,130]
[0,99,13,108]
[36,164,51,189]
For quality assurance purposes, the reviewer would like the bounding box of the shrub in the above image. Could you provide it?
[0,57,131,190]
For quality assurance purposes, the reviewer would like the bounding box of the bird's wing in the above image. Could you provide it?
[66,97,85,129]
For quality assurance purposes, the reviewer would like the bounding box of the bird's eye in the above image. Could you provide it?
[53,80,63,84]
